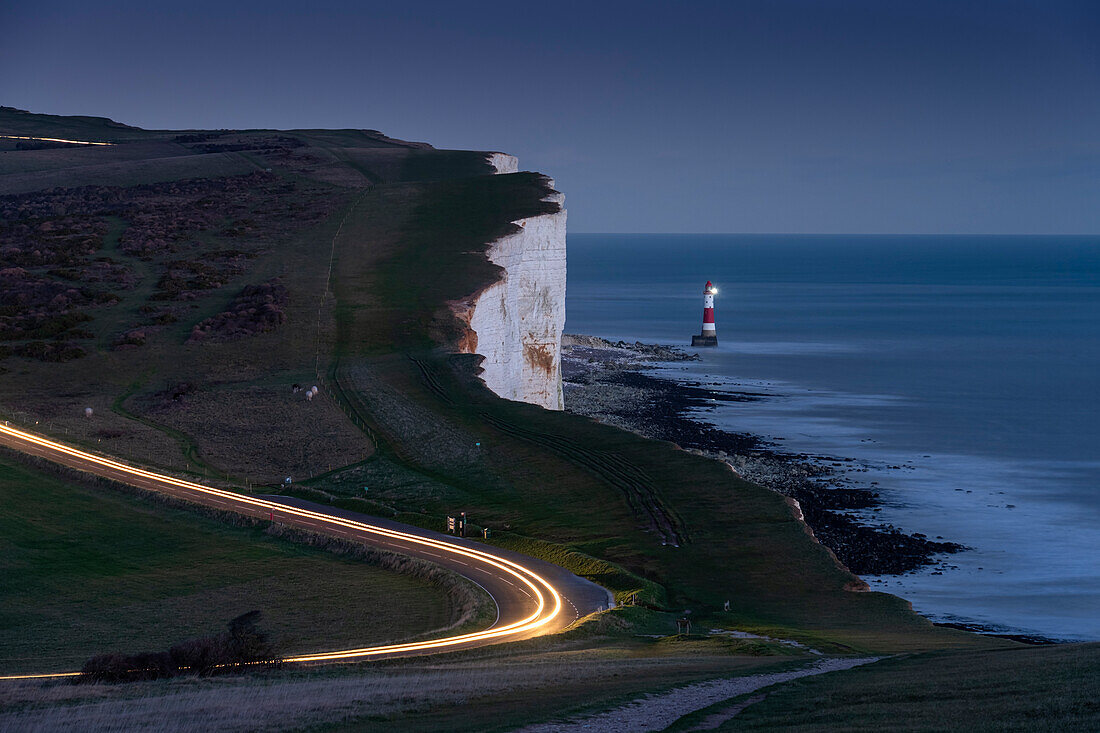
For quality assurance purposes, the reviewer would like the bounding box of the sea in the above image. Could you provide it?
[564,234,1100,642]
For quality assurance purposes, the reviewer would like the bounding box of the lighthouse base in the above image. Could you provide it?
[691,334,718,347]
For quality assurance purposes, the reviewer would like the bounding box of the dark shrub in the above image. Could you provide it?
[78,611,279,684]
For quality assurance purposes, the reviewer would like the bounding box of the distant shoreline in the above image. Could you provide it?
[561,334,967,577]
[561,334,1091,644]
[561,334,1079,644]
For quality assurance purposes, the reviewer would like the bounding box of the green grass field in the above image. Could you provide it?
[720,643,1100,731]
[1,107,1013,661]
[0,457,469,674]
[1,107,1096,731]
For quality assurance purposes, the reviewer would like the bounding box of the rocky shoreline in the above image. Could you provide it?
[561,334,965,577]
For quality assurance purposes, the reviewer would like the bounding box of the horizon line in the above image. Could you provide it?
[568,232,1100,237]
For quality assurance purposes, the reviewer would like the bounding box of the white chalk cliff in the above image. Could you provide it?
[454,155,566,410]
[486,152,519,175]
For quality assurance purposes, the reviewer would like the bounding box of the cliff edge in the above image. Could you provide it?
[454,157,567,410]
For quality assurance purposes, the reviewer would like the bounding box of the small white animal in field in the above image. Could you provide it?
[306,391,313,401]
[311,385,319,395]
[84,407,93,418]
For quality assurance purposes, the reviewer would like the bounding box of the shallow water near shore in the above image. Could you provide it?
[565,233,1100,641]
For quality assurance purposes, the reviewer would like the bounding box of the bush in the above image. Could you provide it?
[78,611,279,683]
[15,340,86,362]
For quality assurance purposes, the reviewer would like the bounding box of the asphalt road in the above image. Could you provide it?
[0,422,614,670]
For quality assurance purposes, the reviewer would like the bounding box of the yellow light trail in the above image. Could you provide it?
[0,423,563,679]
[0,134,113,146]
[0,672,82,681]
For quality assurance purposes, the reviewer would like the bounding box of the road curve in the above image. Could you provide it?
[0,423,613,676]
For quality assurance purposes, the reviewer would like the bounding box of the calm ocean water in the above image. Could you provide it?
[565,234,1100,641]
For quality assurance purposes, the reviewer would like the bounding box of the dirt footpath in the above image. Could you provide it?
[514,656,881,733]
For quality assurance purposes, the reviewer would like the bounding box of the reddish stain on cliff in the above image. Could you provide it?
[523,341,556,377]
[449,300,479,354]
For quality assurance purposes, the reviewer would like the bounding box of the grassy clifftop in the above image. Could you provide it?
[0,108,998,654]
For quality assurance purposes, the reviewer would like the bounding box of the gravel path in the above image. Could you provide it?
[512,657,880,733]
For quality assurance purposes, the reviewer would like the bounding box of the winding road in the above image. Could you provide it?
[0,422,613,678]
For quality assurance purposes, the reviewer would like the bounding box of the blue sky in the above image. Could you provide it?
[2,0,1097,233]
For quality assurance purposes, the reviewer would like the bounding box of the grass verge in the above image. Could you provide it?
[0,454,489,674]
[721,643,1100,731]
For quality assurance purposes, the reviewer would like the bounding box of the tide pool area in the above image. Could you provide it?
[565,233,1100,640]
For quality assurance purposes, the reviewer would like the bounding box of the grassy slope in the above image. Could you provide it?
[1,108,1006,657]
[321,170,1000,654]
[722,643,1100,731]
[0,456,462,674]
[0,116,374,482]
[0,106,157,143]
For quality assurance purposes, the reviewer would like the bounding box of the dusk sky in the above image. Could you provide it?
[3,0,1098,234]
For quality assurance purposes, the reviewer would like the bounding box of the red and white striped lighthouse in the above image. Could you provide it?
[691,281,719,347]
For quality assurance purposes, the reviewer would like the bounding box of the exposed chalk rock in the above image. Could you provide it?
[454,172,566,410]
[486,152,519,174]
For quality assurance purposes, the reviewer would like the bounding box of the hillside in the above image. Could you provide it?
[0,107,999,655]
[0,455,483,674]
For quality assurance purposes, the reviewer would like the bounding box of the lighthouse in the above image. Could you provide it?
[691,281,718,347]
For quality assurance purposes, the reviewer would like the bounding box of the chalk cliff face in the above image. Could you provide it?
[455,157,566,410]
[486,152,519,175]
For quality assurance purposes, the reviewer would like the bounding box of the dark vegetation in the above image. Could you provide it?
[13,339,86,362]
[79,611,279,682]
[1,106,1005,659]
[0,170,335,360]
[188,279,288,342]
[0,105,145,142]
[0,108,1093,733]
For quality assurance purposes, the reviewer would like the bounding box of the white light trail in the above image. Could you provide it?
[0,135,113,146]
[0,423,563,678]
